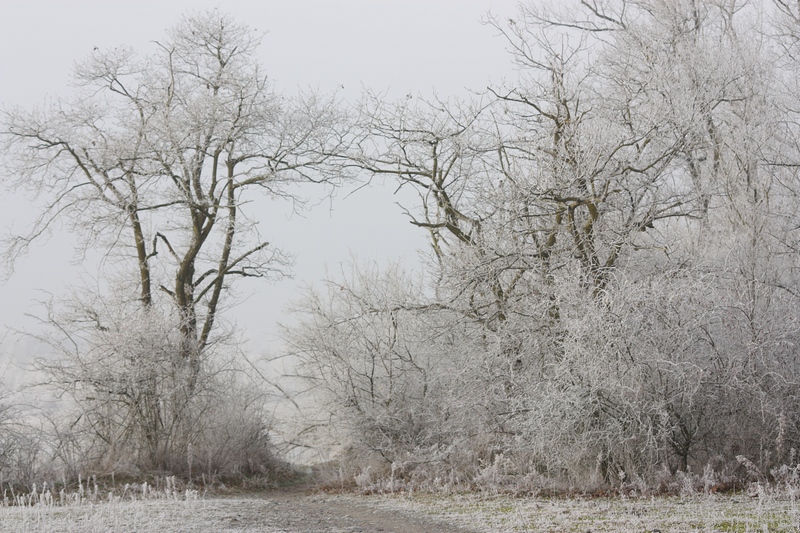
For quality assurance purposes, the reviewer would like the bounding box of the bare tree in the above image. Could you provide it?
[2,11,350,473]
[3,11,348,385]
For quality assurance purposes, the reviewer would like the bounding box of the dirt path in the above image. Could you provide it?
[214,489,474,533]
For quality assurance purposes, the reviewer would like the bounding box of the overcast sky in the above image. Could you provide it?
[0,1,523,361]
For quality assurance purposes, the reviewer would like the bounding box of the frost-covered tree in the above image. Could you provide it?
[2,11,350,474]
[288,0,800,490]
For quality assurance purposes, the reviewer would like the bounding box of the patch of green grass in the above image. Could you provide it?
[713,520,748,533]
[714,520,797,533]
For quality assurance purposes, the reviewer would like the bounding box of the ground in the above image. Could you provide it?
[0,487,470,533]
[1,483,799,532]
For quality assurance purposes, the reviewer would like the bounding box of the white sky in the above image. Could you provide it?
[0,1,522,362]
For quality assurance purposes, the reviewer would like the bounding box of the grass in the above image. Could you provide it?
[1,495,201,533]
[0,476,205,533]
[340,490,800,532]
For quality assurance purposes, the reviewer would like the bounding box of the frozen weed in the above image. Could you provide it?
[0,474,205,533]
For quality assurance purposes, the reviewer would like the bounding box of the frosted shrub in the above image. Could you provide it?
[21,298,281,485]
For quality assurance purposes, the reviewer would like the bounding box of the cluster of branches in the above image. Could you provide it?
[287,0,800,491]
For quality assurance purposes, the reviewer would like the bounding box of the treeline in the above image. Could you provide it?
[285,0,800,491]
[3,1,800,493]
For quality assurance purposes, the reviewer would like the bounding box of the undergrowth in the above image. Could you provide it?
[311,445,800,500]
